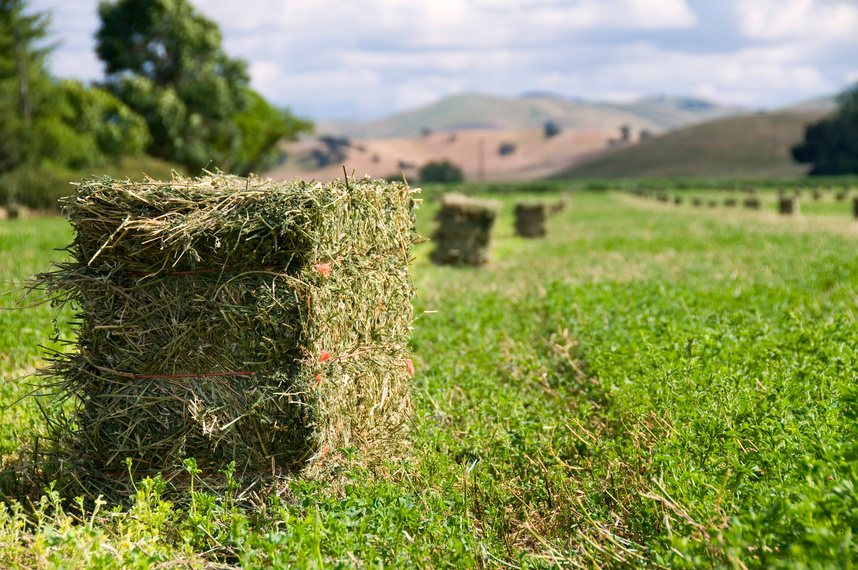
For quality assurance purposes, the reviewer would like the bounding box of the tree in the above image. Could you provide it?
[793,83,858,176]
[0,0,54,171]
[96,0,311,175]
[544,120,561,138]
[419,160,464,183]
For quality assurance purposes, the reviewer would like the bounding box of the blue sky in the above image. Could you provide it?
[29,0,858,121]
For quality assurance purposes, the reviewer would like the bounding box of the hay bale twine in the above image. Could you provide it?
[32,174,422,494]
[514,202,549,238]
[744,197,761,210]
[779,196,799,215]
[431,193,499,266]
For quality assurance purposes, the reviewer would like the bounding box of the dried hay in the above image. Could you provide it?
[779,196,799,215]
[744,197,761,210]
[514,202,549,238]
[430,193,499,266]
[28,173,422,497]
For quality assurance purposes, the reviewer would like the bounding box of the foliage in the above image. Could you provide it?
[419,159,464,183]
[793,83,858,175]
[544,119,561,138]
[498,141,516,156]
[96,0,310,175]
[0,0,152,208]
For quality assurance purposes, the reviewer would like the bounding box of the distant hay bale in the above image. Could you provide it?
[692,197,702,207]
[0,207,8,220]
[812,189,822,201]
[550,193,569,215]
[674,196,683,205]
[744,197,761,210]
[431,193,499,266]
[707,200,718,208]
[32,173,421,495]
[656,193,668,203]
[514,202,549,238]
[779,196,799,215]
[724,198,737,207]
[837,189,848,201]
[6,204,25,219]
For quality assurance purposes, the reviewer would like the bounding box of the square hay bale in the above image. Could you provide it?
[33,173,421,492]
[430,193,499,266]
[779,196,799,215]
[743,197,761,210]
[514,202,549,238]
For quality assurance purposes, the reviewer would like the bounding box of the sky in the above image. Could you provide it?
[28,0,858,122]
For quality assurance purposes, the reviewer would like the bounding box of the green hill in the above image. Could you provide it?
[319,93,745,139]
[554,110,828,179]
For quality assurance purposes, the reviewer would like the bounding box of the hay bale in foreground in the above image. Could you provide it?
[431,193,499,266]
[514,202,549,238]
[33,174,421,494]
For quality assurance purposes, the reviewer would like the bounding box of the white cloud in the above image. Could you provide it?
[737,0,858,43]
[23,0,858,120]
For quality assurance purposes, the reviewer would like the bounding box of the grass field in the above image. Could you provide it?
[3,184,858,568]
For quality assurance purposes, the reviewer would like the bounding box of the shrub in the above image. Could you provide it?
[419,160,464,183]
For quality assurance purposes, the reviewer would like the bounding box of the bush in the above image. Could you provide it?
[498,142,516,156]
[544,120,561,138]
[419,160,464,183]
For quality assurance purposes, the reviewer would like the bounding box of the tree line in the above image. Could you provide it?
[0,0,311,207]
[793,84,858,176]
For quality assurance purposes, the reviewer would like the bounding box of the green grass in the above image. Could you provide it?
[556,110,828,179]
[3,186,858,568]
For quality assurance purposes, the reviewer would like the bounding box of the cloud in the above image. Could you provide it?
[24,0,858,120]
[737,0,858,43]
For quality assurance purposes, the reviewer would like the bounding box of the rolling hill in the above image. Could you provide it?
[318,93,746,139]
[553,109,829,179]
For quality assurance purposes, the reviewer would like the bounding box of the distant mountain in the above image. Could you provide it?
[317,93,747,139]
[553,109,827,180]
[784,94,838,113]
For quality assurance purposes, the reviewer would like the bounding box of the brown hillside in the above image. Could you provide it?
[554,110,829,179]
[265,127,615,183]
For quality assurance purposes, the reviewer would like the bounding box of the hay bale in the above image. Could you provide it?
[549,194,569,215]
[32,174,421,493]
[707,199,718,208]
[656,193,668,203]
[0,207,8,220]
[744,197,761,210]
[514,202,549,238]
[779,196,799,215]
[674,196,683,205]
[836,189,848,201]
[724,198,737,207]
[692,197,702,207]
[430,193,499,266]
[6,204,25,219]
[812,189,822,201]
